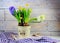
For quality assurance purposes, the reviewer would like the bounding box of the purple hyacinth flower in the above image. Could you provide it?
[9,6,16,16]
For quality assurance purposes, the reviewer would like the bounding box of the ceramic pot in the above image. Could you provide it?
[18,26,31,39]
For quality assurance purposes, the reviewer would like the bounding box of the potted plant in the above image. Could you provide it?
[9,4,45,39]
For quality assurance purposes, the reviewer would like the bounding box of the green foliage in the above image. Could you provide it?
[13,7,32,23]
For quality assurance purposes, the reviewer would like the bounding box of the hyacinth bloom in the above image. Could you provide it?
[9,6,16,16]
[18,6,23,11]
[25,3,29,7]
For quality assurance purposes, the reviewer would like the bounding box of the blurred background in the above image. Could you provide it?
[0,0,60,36]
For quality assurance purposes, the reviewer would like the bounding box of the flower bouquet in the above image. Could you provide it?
[9,4,45,39]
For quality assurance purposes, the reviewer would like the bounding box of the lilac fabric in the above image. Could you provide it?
[0,32,60,43]
[35,37,60,43]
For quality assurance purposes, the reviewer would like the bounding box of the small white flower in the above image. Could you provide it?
[37,16,40,22]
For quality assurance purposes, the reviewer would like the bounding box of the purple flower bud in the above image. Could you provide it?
[9,6,16,16]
